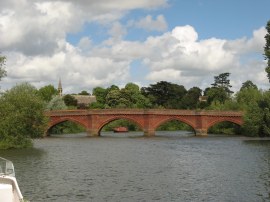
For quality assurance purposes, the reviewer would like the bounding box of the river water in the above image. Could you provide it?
[1,132,270,202]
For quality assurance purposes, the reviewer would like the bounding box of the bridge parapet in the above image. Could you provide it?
[45,110,88,116]
[45,109,243,117]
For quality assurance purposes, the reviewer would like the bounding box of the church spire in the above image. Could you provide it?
[58,78,62,96]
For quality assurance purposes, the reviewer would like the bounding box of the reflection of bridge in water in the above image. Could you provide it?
[45,109,244,137]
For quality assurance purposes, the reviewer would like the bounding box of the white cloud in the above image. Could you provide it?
[133,15,168,32]
[78,37,92,52]
[108,22,127,41]
[0,0,267,92]
[146,69,181,81]
[224,27,266,54]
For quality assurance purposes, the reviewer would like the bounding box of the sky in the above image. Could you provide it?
[0,0,270,94]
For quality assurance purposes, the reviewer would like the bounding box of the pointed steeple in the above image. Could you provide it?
[58,78,63,96]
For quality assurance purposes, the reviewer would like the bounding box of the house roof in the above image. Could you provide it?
[73,95,96,104]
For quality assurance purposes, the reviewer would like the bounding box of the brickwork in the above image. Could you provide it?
[45,109,244,136]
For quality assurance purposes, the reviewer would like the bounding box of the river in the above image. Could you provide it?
[1,131,270,202]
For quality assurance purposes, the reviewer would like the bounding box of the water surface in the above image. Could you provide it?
[1,132,270,202]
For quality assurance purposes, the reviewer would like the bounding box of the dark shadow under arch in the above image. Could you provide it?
[47,119,87,136]
[99,117,143,137]
[207,121,241,135]
[155,118,196,137]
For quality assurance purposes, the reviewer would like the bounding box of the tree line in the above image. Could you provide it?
[0,20,270,149]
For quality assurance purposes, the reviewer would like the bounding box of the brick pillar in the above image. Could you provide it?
[87,129,100,137]
[144,129,155,137]
[195,129,208,136]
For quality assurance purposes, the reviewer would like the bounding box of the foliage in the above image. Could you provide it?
[157,120,193,131]
[38,84,58,102]
[240,90,270,137]
[205,87,229,105]
[208,122,241,135]
[206,73,233,105]
[141,81,186,108]
[79,90,90,95]
[46,95,67,110]
[63,94,77,107]
[264,20,270,82]
[92,87,108,106]
[181,87,202,109]
[102,119,141,131]
[101,83,151,109]
[0,55,7,81]
[0,83,47,149]
[49,121,86,134]
[211,72,233,94]
[240,80,258,91]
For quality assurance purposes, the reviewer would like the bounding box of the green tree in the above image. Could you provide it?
[105,89,122,108]
[46,95,68,110]
[206,73,233,104]
[259,108,270,137]
[124,83,151,108]
[205,87,228,105]
[141,81,187,108]
[240,80,258,91]
[211,72,233,94]
[92,87,107,105]
[264,20,270,82]
[0,83,47,149]
[63,94,78,107]
[0,55,7,81]
[78,90,90,95]
[38,84,58,102]
[181,87,202,109]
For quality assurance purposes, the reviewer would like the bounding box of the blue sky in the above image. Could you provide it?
[68,0,270,43]
[0,0,269,93]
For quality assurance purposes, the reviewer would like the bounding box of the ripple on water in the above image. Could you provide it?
[1,132,270,201]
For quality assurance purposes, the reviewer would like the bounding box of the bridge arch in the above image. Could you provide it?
[154,117,196,133]
[96,116,144,135]
[46,117,88,136]
[207,118,243,130]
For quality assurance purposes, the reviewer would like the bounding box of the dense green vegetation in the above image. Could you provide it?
[0,83,47,149]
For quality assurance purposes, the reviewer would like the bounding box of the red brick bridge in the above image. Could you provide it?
[45,109,244,137]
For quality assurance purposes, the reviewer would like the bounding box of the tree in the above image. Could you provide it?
[38,84,58,102]
[205,87,228,105]
[264,20,270,82]
[105,89,122,108]
[46,95,68,110]
[0,55,7,81]
[235,87,261,110]
[141,81,187,108]
[92,87,108,105]
[240,80,258,91]
[123,83,151,108]
[0,83,47,149]
[63,94,77,107]
[259,108,270,137]
[181,87,202,109]
[211,72,233,94]
[78,90,90,95]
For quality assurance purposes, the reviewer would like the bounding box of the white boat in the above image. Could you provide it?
[0,157,24,202]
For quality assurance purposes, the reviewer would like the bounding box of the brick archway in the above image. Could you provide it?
[45,109,244,137]
[207,118,243,129]
[153,116,197,132]
[95,116,144,136]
